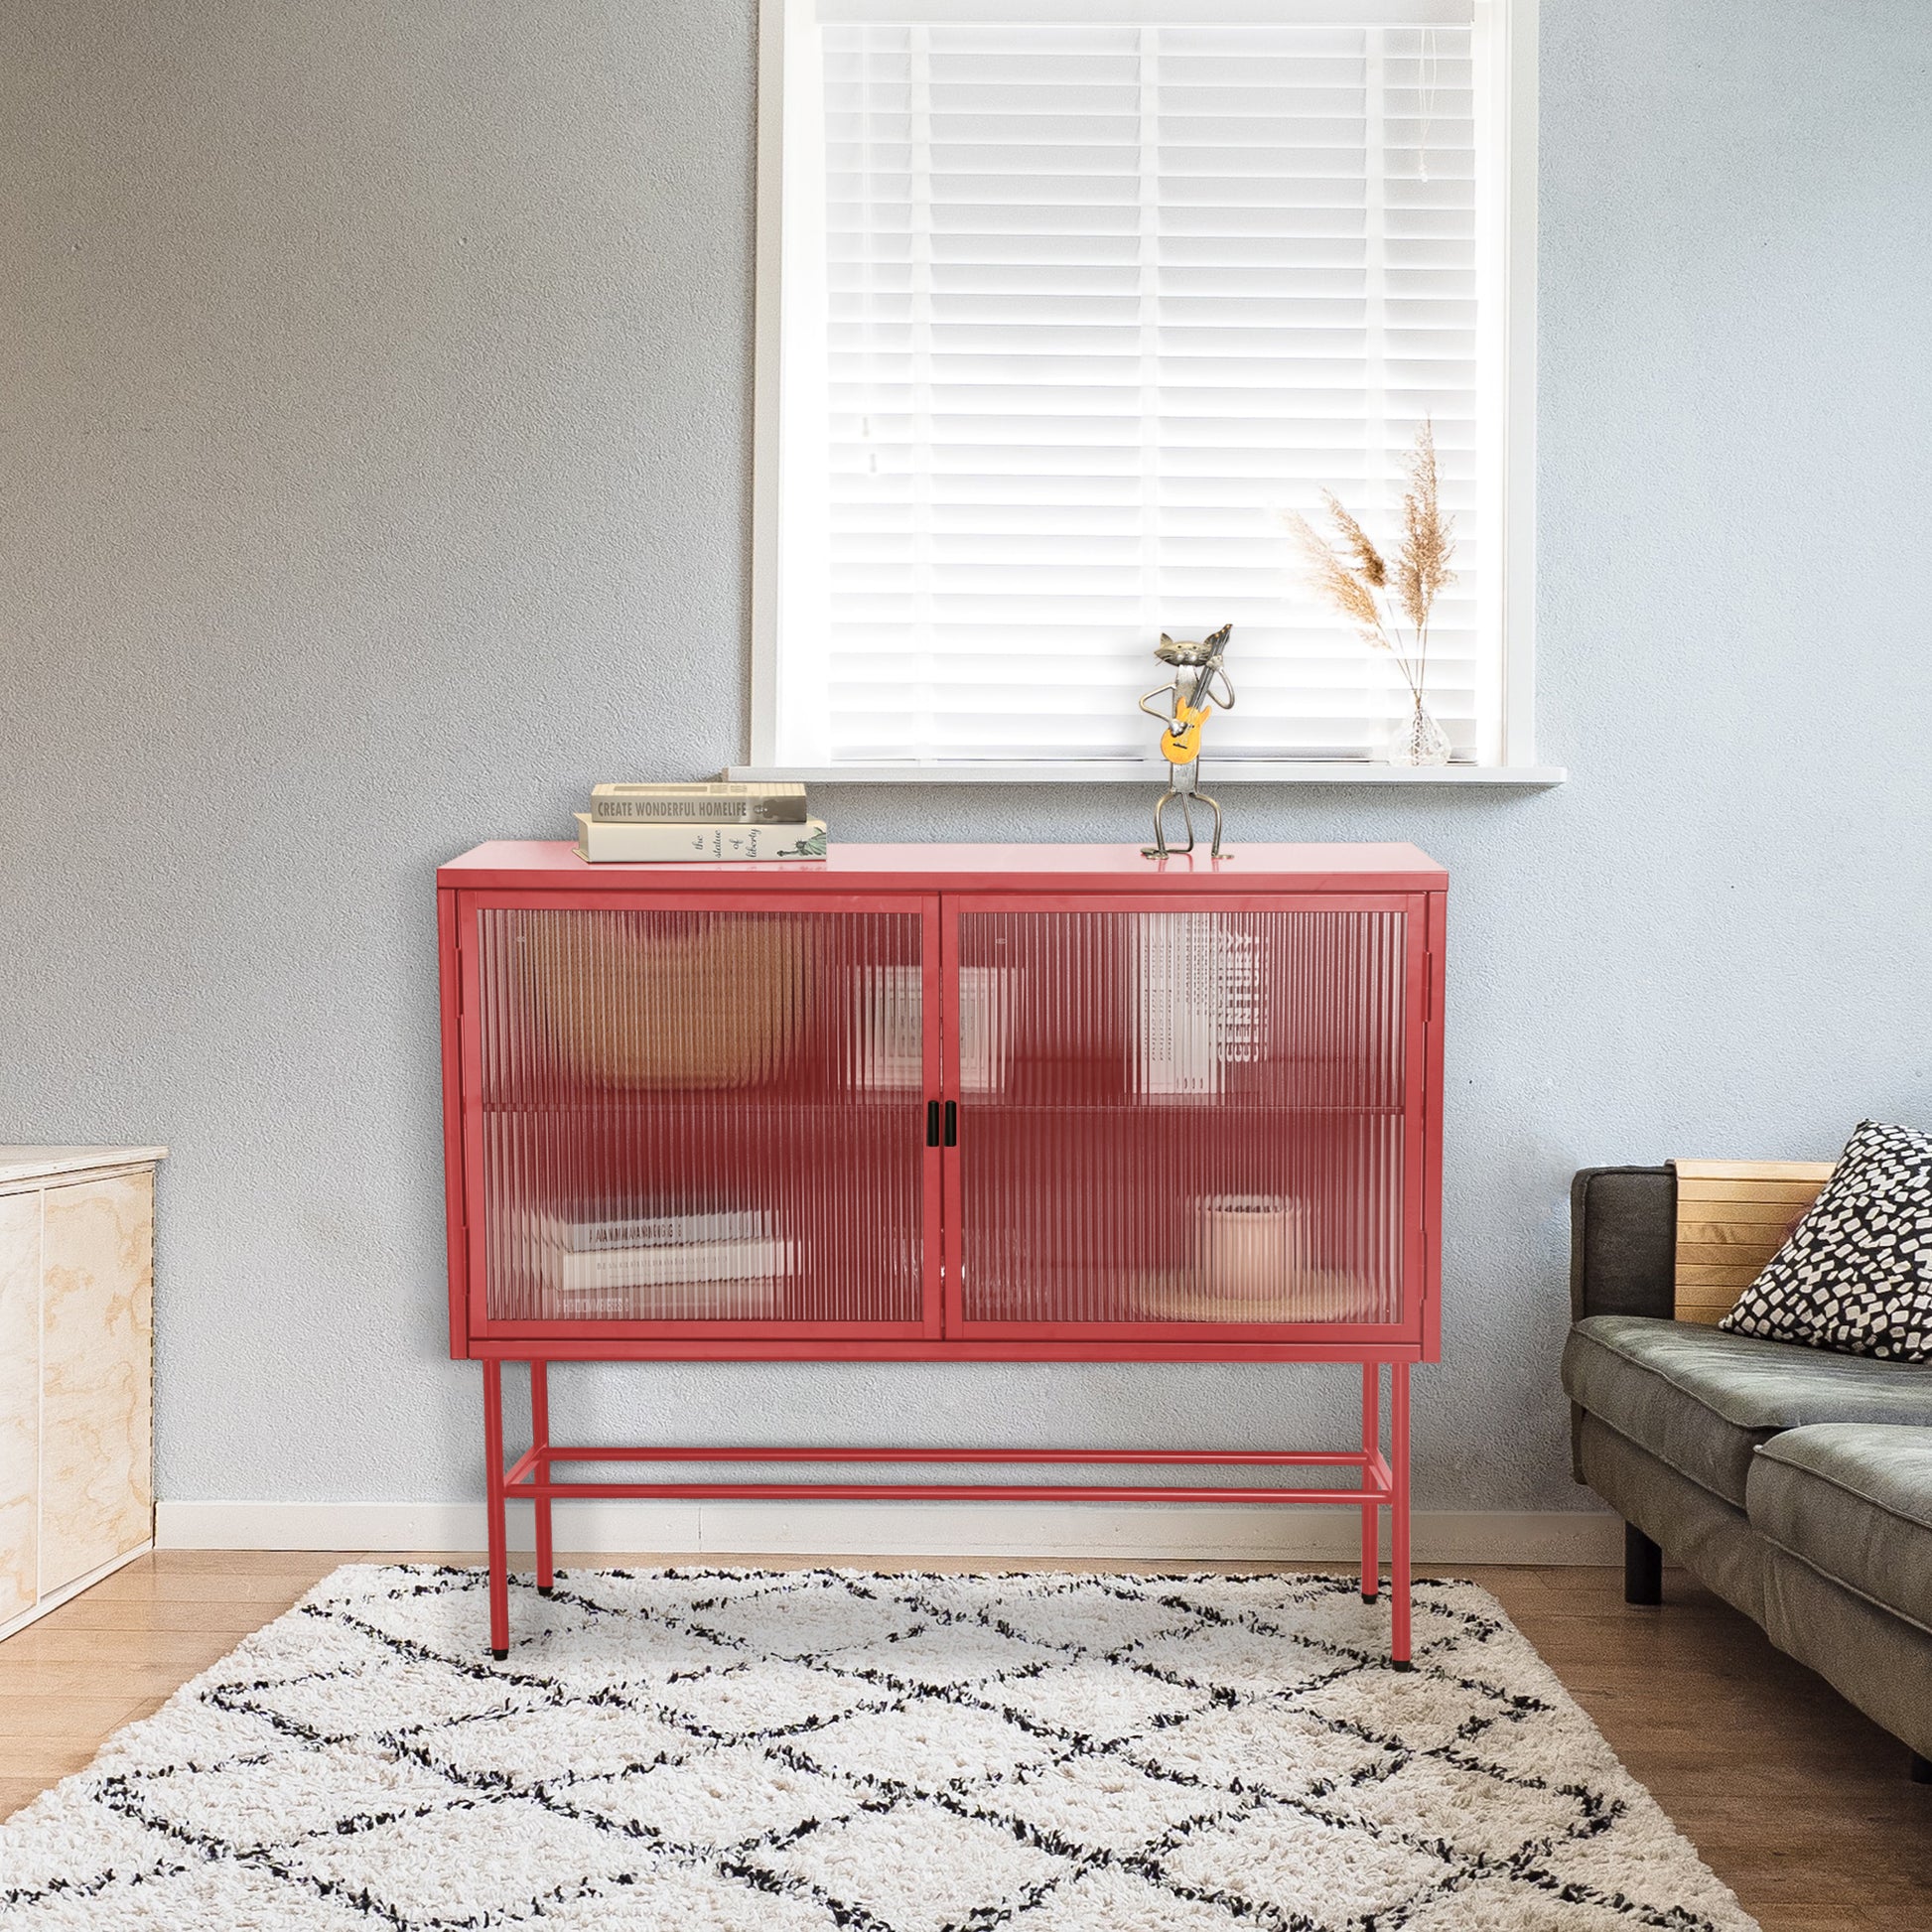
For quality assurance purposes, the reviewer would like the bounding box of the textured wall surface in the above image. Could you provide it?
[2,0,1928,1514]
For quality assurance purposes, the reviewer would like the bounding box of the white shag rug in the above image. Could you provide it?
[0,1565,1758,1931]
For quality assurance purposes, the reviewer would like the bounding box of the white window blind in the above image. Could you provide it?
[767,0,1498,767]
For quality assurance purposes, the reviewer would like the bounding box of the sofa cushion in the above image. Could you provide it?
[1749,1424,1932,1634]
[1561,1314,1932,1507]
[1721,1120,1932,1361]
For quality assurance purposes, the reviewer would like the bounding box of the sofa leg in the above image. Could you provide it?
[1624,1523,1663,1606]
[1910,1751,1931,1786]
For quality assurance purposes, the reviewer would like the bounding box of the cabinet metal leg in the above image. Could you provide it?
[1360,1363,1380,1602]
[530,1360,554,1595]
[1390,1360,1412,1669]
[483,1359,509,1659]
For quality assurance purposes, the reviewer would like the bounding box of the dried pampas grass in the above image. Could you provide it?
[1282,421,1456,703]
[1282,511,1383,645]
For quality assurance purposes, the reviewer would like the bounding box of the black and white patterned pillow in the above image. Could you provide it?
[1720,1121,1932,1361]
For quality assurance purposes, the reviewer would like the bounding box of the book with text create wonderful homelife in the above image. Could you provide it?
[590,780,809,824]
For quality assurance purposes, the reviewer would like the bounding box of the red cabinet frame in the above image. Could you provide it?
[439,841,1448,1664]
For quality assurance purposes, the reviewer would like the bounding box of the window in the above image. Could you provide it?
[751,0,1535,775]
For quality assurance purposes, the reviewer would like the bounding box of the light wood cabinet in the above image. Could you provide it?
[0,1147,164,1637]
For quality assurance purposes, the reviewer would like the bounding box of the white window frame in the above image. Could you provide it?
[742,0,1554,785]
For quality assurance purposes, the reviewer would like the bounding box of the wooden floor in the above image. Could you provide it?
[2,1552,1926,1930]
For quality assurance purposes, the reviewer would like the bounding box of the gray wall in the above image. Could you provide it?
[3,0,1928,1515]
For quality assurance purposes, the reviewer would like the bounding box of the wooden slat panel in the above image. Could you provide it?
[1677,1241,1786,1265]
[1684,1290,1761,1321]
[1670,1159,1832,1324]
[1677,1217,1800,1244]
[1673,1160,1836,1182]
[1676,1178,1835,1205]
[1677,1189,1824,1220]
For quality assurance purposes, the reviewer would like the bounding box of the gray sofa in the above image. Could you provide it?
[1561,1165,1932,1781]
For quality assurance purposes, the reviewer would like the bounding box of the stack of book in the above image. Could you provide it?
[573,780,827,864]
[520,1205,791,1320]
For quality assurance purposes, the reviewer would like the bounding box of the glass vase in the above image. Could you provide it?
[1386,695,1450,767]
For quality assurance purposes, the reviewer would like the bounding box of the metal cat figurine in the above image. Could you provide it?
[1137,622,1234,859]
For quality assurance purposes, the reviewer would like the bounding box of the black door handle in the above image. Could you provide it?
[943,1100,958,1147]
[926,1099,941,1148]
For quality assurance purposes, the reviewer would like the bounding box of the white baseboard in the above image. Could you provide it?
[156,1500,1620,1566]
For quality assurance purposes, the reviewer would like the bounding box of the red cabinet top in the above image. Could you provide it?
[439,841,1448,894]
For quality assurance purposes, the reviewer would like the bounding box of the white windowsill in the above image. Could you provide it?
[725,762,1567,787]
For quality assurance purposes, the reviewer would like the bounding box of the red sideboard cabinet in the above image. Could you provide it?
[439,842,1447,1663]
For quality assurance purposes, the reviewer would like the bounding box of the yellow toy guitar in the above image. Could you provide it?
[1156,623,1233,765]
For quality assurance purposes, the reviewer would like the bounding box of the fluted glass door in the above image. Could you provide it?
[471,897,938,1332]
[947,899,1420,1333]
